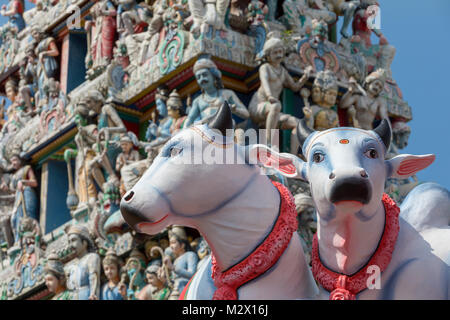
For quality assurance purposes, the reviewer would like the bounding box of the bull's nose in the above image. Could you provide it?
[120,200,147,230]
[123,190,135,202]
[360,169,368,178]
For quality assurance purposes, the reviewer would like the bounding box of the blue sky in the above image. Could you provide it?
[0,0,449,189]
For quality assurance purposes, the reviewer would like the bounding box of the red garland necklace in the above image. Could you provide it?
[311,193,400,300]
[211,181,298,300]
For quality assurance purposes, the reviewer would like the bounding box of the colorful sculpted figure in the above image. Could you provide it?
[31,27,59,107]
[19,46,39,113]
[187,0,229,35]
[120,103,319,299]
[115,135,140,174]
[100,249,127,300]
[124,248,147,300]
[282,0,336,37]
[184,57,249,145]
[321,0,360,38]
[136,264,171,300]
[39,78,67,137]
[163,227,198,295]
[144,86,172,150]
[340,68,389,130]
[0,0,26,33]
[116,0,149,38]
[252,120,450,299]
[0,25,20,73]
[85,0,117,74]
[302,70,339,131]
[166,91,187,135]
[65,225,101,300]
[249,36,311,146]
[0,154,38,244]
[44,252,72,300]
[64,103,98,208]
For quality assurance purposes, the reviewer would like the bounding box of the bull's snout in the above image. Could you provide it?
[120,191,147,229]
[329,169,372,205]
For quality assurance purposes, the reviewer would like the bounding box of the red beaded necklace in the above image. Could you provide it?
[211,181,298,300]
[311,193,400,300]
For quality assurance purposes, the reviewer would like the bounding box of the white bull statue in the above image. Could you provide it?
[252,119,450,299]
[120,102,319,300]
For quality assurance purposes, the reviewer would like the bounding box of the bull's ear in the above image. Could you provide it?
[386,154,435,179]
[249,144,308,181]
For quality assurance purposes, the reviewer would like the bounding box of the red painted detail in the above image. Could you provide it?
[59,34,70,94]
[211,181,298,300]
[179,276,194,300]
[137,214,169,229]
[339,139,349,144]
[397,156,434,176]
[257,150,296,175]
[311,193,400,300]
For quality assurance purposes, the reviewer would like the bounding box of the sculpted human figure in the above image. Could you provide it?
[0,0,26,33]
[44,252,72,300]
[124,248,147,300]
[85,0,117,73]
[136,264,171,300]
[0,154,38,244]
[184,58,249,144]
[116,0,149,38]
[30,27,59,107]
[248,36,311,146]
[340,68,389,130]
[115,135,140,174]
[39,78,67,136]
[65,225,101,300]
[302,70,339,131]
[187,0,230,35]
[100,249,127,300]
[19,46,39,113]
[163,227,198,295]
[166,90,187,135]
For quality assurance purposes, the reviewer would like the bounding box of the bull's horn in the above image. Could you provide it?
[297,119,315,154]
[373,119,391,151]
[208,101,233,136]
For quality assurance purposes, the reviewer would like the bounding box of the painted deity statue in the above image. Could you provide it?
[187,0,229,35]
[116,0,149,38]
[248,36,311,146]
[164,227,198,296]
[30,27,59,109]
[282,0,337,37]
[137,264,171,300]
[0,25,20,73]
[19,45,39,113]
[184,57,249,144]
[85,0,117,74]
[83,90,126,195]
[39,78,67,137]
[340,68,389,130]
[124,248,147,300]
[0,80,27,141]
[0,154,38,244]
[166,90,187,136]
[144,86,172,150]
[302,70,339,131]
[65,225,101,300]
[0,0,26,33]
[100,249,127,300]
[64,102,99,208]
[115,135,140,175]
[44,252,73,300]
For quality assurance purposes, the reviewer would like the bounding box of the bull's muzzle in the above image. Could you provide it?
[120,191,147,230]
[329,169,372,205]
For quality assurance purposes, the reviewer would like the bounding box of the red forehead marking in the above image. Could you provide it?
[339,139,349,144]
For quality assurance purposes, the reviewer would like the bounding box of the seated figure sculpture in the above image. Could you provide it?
[340,68,390,130]
[249,35,311,147]
[302,70,339,131]
[184,57,249,145]
[188,0,230,35]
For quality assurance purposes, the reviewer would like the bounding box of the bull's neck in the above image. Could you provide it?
[194,175,280,272]
[317,202,386,275]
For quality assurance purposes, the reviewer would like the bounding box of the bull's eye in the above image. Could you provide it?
[170,147,182,157]
[364,148,378,159]
[312,152,324,163]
